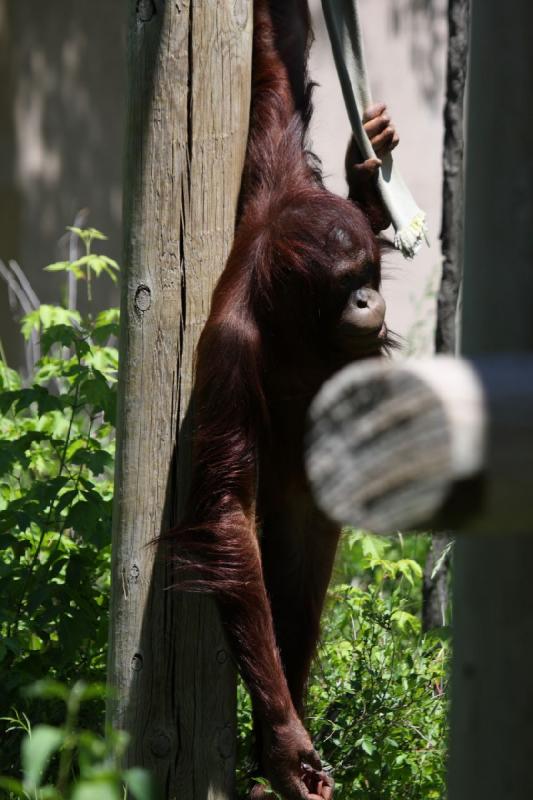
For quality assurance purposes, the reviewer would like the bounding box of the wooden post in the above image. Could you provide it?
[425,0,470,631]
[305,355,533,533]
[107,2,252,798]
[435,0,470,357]
[449,0,533,796]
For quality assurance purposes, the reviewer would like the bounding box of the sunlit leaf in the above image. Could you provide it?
[22,725,63,790]
[71,779,121,800]
[123,767,157,800]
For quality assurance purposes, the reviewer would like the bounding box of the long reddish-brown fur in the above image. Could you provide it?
[166,2,394,798]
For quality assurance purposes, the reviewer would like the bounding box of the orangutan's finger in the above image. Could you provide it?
[364,112,391,140]
[321,783,333,800]
[352,158,382,181]
[389,131,400,151]
[371,126,397,156]
[362,102,387,124]
[301,748,322,772]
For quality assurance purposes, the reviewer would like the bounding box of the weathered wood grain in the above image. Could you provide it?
[305,355,533,534]
[449,1,533,797]
[107,2,252,798]
[436,0,470,356]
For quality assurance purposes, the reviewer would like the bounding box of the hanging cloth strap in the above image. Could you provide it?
[321,0,429,259]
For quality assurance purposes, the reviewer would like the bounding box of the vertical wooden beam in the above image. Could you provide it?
[107,2,252,798]
[449,0,533,796]
[435,0,470,357]
[424,0,470,634]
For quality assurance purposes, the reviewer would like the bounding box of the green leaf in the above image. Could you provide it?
[22,725,63,790]
[123,767,156,800]
[21,308,41,340]
[66,225,85,237]
[0,358,22,390]
[425,625,452,643]
[86,228,108,241]
[67,263,86,279]
[44,261,71,272]
[94,309,120,327]
[0,386,64,415]
[396,558,423,586]
[100,256,119,271]
[26,583,55,615]
[76,682,108,702]
[25,679,70,701]
[70,448,113,475]
[80,373,117,424]
[71,255,91,268]
[360,533,387,560]
[0,432,50,476]
[45,259,85,278]
[65,499,108,540]
[36,787,62,800]
[55,488,81,511]
[41,324,88,357]
[0,776,26,797]
[357,735,376,756]
[22,305,82,337]
[71,779,122,800]
[67,226,108,242]
[391,609,421,633]
[92,323,119,345]
[87,255,105,276]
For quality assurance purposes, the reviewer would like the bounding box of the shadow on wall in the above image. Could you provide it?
[311,0,445,112]
[386,0,446,110]
[0,0,126,369]
[0,0,21,364]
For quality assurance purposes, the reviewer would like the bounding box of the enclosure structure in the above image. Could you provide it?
[107,2,253,798]
[108,0,533,797]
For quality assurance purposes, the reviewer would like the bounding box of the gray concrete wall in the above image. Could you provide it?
[0,0,447,370]
[0,0,126,369]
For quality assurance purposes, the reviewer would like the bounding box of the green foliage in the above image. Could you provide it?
[0,225,449,798]
[44,228,119,303]
[0,229,118,774]
[237,532,449,800]
[0,681,155,800]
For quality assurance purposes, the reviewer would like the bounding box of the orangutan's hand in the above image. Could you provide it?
[345,102,399,231]
[252,716,334,800]
[363,102,400,158]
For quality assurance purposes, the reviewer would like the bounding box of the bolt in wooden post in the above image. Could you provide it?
[107,2,252,798]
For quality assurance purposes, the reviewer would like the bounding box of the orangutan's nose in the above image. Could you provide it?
[350,288,386,332]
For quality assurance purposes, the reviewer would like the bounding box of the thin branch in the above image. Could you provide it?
[0,258,41,373]
[68,208,89,311]
[8,259,40,311]
[0,259,33,316]
[8,259,41,368]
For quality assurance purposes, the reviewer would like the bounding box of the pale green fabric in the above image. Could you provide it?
[321,0,429,259]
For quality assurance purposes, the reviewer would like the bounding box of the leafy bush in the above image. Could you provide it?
[237,531,449,800]
[0,229,118,772]
[0,681,154,800]
[308,538,449,799]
